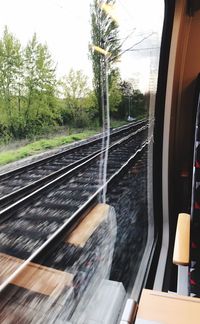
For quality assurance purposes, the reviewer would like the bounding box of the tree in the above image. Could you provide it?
[60,69,95,127]
[0,26,23,136]
[0,28,60,141]
[109,69,122,115]
[131,89,146,117]
[119,80,146,119]
[120,80,133,97]
[23,34,58,134]
[90,0,121,126]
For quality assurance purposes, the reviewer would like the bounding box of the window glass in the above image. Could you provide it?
[0,1,164,322]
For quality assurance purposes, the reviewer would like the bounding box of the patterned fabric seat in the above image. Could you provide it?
[189,76,200,297]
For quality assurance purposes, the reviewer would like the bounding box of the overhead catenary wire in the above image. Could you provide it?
[109,31,156,63]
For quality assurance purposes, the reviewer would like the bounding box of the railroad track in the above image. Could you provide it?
[0,122,150,323]
[0,120,147,209]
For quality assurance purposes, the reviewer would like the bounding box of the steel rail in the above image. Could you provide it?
[0,148,101,210]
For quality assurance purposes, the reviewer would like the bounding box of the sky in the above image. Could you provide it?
[0,0,164,92]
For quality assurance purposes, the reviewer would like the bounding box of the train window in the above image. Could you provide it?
[0,0,164,322]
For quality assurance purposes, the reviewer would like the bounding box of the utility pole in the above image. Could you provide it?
[100,48,110,203]
[128,95,131,117]
[91,1,117,202]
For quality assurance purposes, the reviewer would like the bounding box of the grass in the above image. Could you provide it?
[0,130,98,166]
[110,119,129,128]
[0,119,129,166]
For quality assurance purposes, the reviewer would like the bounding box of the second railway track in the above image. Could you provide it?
[0,120,147,209]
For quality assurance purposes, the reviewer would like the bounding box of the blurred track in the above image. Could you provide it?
[0,121,150,323]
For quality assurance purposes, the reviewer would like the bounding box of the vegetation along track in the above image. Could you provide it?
[0,120,147,209]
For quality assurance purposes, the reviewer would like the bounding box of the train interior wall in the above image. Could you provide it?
[163,0,200,291]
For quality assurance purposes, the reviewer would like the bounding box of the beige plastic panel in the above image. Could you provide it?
[173,213,190,265]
